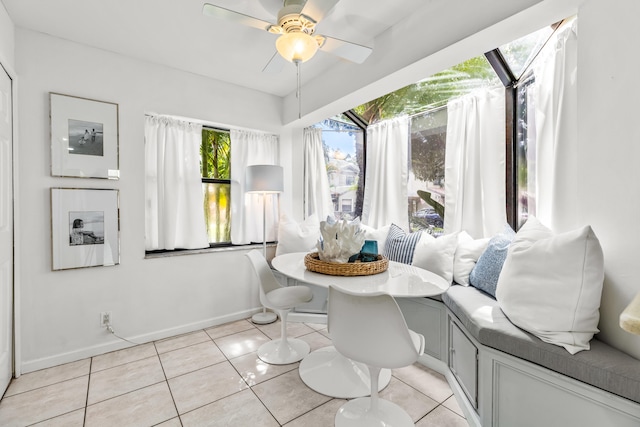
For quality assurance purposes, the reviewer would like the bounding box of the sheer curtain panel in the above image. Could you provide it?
[534,19,578,232]
[444,88,506,238]
[362,116,409,230]
[145,116,209,250]
[303,127,334,219]
[230,129,280,245]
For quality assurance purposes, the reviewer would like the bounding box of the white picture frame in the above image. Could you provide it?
[50,93,119,179]
[51,188,120,271]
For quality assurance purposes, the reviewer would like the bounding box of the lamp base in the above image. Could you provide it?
[251,311,278,325]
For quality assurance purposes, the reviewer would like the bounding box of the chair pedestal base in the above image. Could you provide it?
[251,310,277,325]
[335,397,414,427]
[299,346,391,398]
[257,338,310,365]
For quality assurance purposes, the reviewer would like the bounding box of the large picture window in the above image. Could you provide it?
[314,19,569,234]
[353,54,501,233]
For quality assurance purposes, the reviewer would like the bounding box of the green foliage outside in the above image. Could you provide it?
[410,110,447,184]
[201,128,231,243]
[201,129,230,179]
[353,55,499,124]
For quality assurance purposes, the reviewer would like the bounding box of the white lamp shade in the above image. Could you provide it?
[245,165,284,193]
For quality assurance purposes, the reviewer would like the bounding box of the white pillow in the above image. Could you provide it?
[495,217,604,354]
[453,231,490,286]
[359,224,391,255]
[411,232,459,283]
[275,213,320,256]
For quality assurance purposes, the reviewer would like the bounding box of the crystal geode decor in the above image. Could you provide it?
[316,220,365,263]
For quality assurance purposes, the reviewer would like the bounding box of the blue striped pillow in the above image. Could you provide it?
[383,224,422,264]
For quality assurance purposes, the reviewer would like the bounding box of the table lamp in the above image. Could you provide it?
[245,164,283,324]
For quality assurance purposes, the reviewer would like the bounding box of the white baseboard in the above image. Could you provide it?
[20,308,259,374]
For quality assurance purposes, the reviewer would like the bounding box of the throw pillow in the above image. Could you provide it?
[275,213,320,256]
[383,224,422,264]
[453,231,490,286]
[496,216,604,354]
[469,224,515,297]
[359,223,391,255]
[411,232,459,283]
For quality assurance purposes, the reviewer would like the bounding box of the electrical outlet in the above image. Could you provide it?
[100,311,112,327]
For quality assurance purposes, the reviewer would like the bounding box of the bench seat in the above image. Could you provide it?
[443,284,640,405]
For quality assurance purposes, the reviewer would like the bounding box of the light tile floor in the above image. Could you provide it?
[0,318,469,426]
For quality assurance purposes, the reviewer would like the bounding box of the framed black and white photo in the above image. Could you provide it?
[51,188,120,270]
[50,93,119,179]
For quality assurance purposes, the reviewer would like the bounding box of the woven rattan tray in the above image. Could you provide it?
[304,252,388,276]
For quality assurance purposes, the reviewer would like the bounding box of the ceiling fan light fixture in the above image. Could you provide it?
[275,31,319,63]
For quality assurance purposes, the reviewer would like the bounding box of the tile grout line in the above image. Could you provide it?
[162,325,272,424]
[392,371,454,404]
[166,324,284,425]
[83,358,93,427]
[89,342,157,374]
[153,338,183,426]
[220,328,282,426]
[248,321,335,426]
[3,374,91,427]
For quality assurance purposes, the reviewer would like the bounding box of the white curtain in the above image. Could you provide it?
[534,19,578,232]
[444,88,506,239]
[303,127,334,220]
[230,129,280,245]
[362,116,409,230]
[145,116,209,250]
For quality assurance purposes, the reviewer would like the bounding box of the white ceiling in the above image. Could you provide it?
[2,0,428,97]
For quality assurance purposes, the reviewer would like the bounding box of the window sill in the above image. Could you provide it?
[144,242,277,259]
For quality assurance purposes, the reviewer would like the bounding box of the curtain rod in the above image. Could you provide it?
[144,112,277,136]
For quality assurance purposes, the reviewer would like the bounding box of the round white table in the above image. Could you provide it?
[271,252,450,398]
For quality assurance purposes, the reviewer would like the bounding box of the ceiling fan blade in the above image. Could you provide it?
[300,0,340,22]
[320,36,372,64]
[262,51,288,74]
[202,3,273,31]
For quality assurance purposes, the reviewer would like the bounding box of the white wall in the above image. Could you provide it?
[15,29,283,372]
[0,2,13,69]
[577,0,640,359]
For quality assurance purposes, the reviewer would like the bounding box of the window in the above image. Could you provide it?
[339,20,566,233]
[409,107,447,231]
[354,54,500,232]
[316,115,365,221]
[498,24,555,81]
[354,55,500,124]
[302,20,570,235]
[201,127,231,244]
[502,20,567,227]
[514,72,537,229]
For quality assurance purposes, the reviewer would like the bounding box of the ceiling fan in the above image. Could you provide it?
[202,0,373,71]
